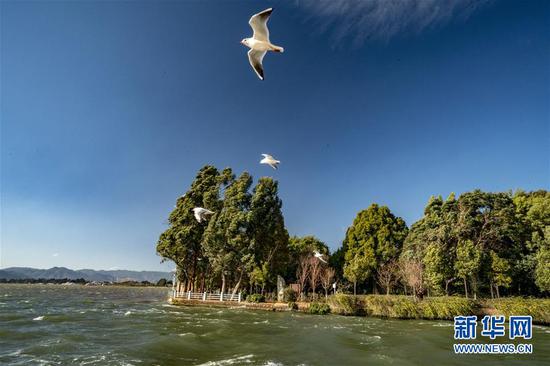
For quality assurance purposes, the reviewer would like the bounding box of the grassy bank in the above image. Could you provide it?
[327,294,550,324]
[170,294,549,325]
[485,297,550,324]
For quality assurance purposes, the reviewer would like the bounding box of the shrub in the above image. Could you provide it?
[283,287,297,302]
[308,302,331,315]
[288,301,298,310]
[247,294,265,303]
[327,293,362,315]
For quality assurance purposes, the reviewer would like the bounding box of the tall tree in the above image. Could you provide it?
[156,165,228,291]
[203,172,253,297]
[248,177,289,290]
[343,204,408,294]
[402,194,458,295]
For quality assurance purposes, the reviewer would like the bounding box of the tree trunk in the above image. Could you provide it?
[463,278,468,299]
[221,273,226,298]
[191,255,197,292]
[496,285,500,299]
[372,275,377,294]
[353,281,357,296]
[231,270,244,300]
[325,288,328,300]
[386,286,390,295]
[490,282,494,299]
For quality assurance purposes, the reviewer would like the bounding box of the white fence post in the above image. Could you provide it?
[220,292,223,302]
[187,291,191,300]
[203,292,206,301]
[238,293,241,302]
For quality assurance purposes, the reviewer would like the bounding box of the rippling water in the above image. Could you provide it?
[0,284,548,365]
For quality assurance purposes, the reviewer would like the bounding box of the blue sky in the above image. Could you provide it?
[1,0,548,271]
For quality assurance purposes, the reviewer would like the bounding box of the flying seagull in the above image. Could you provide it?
[192,207,214,223]
[313,250,328,264]
[240,8,284,80]
[260,154,280,170]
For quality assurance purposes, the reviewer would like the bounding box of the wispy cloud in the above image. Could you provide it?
[52,253,59,257]
[301,0,493,44]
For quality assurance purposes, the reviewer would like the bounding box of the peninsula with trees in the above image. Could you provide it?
[157,165,550,323]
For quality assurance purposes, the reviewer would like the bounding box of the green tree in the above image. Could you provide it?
[534,228,550,293]
[403,193,458,295]
[456,191,520,295]
[489,250,511,298]
[513,190,550,294]
[248,177,289,290]
[343,204,408,294]
[156,165,228,292]
[203,172,253,297]
[423,243,446,296]
[454,239,482,299]
[344,252,375,295]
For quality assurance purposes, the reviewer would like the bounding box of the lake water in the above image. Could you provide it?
[0,285,548,365]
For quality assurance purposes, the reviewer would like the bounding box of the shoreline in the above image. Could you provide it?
[169,294,550,325]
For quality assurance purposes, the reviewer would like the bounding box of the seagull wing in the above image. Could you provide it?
[193,211,202,223]
[248,49,266,80]
[249,8,272,42]
[270,162,278,170]
[261,154,273,159]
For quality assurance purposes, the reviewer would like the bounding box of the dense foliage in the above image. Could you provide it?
[157,166,548,300]
[157,166,289,296]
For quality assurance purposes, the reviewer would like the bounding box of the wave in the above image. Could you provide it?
[195,354,254,366]
[33,315,44,321]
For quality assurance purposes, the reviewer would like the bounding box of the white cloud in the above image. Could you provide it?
[52,253,59,257]
[301,0,492,44]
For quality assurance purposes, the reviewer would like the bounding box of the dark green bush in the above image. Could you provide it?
[288,301,298,310]
[283,287,297,302]
[308,302,331,315]
[247,294,265,303]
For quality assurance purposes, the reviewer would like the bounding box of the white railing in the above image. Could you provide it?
[173,291,242,302]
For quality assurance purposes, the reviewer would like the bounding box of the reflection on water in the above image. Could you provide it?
[0,284,548,365]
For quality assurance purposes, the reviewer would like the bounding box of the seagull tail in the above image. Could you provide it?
[272,45,284,53]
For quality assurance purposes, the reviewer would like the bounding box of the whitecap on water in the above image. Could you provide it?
[6,349,22,357]
[196,354,254,366]
[253,320,269,324]
[178,332,195,337]
[124,311,132,316]
[360,335,381,345]
[432,323,453,327]
[33,316,44,321]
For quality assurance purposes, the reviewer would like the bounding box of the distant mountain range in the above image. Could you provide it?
[0,267,172,283]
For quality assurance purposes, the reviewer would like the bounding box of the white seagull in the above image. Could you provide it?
[192,207,214,223]
[240,8,284,80]
[313,250,328,264]
[260,154,280,170]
